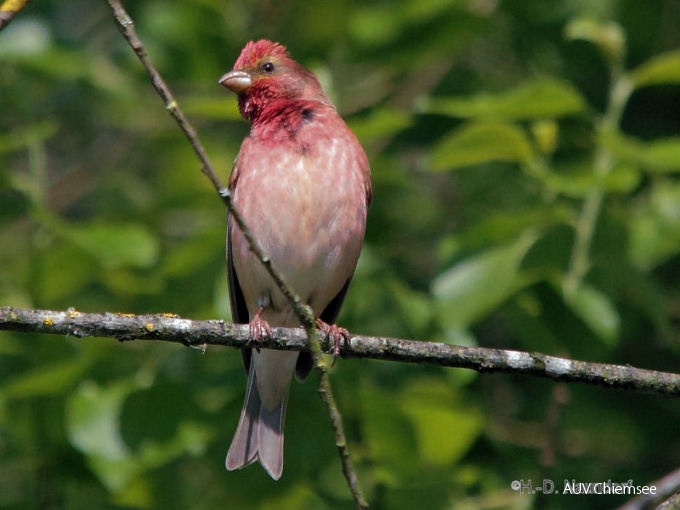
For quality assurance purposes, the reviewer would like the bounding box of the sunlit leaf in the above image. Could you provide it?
[13,47,93,80]
[0,19,52,57]
[348,108,412,143]
[66,378,212,503]
[631,49,680,88]
[112,477,153,509]
[260,485,327,510]
[541,162,641,197]
[400,380,483,466]
[561,282,620,345]
[162,233,221,280]
[350,5,401,46]
[182,96,241,120]
[432,231,538,330]
[601,131,680,173]
[0,121,58,155]
[430,122,534,171]
[65,223,160,269]
[629,182,680,269]
[565,18,625,64]
[420,79,586,121]
[66,380,137,492]
[37,242,97,302]
[350,0,453,46]
[0,359,90,398]
[387,277,433,334]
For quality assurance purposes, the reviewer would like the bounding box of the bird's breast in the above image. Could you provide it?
[229,126,368,324]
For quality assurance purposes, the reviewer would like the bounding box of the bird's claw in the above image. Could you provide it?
[316,319,350,359]
[248,308,272,350]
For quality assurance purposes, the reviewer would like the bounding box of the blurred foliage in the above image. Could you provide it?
[1,0,680,509]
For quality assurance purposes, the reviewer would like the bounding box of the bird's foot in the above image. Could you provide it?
[316,319,350,358]
[248,307,272,347]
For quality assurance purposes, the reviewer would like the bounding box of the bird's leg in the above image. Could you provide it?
[249,306,272,345]
[316,319,350,357]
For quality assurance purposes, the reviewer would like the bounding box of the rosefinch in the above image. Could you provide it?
[219,40,371,480]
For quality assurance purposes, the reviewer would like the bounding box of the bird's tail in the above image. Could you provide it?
[225,350,296,480]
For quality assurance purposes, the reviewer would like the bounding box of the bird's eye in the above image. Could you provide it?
[261,62,275,74]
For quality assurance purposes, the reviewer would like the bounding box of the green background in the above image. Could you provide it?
[1,0,679,508]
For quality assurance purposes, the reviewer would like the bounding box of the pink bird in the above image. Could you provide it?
[219,40,371,480]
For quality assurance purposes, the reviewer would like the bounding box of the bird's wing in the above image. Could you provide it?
[227,220,252,374]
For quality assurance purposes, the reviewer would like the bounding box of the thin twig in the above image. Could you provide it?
[104,2,366,505]
[2,306,680,398]
[563,56,632,297]
[0,0,30,31]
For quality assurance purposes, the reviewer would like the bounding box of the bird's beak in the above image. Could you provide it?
[219,70,252,94]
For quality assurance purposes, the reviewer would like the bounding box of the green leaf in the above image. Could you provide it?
[260,485,326,510]
[360,388,417,479]
[0,19,51,57]
[0,121,58,155]
[350,0,452,46]
[0,359,90,398]
[66,379,212,501]
[602,131,680,173]
[432,231,537,330]
[387,277,434,334]
[420,78,586,121]
[430,122,534,171]
[565,18,625,64]
[350,5,401,46]
[631,50,680,88]
[37,242,97,302]
[348,108,412,143]
[541,162,641,197]
[136,421,212,469]
[182,96,242,120]
[561,282,620,345]
[15,48,93,80]
[66,380,138,492]
[400,380,483,466]
[629,182,680,269]
[65,222,160,269]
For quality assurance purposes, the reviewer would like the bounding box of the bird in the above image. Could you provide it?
[219,40,371,480]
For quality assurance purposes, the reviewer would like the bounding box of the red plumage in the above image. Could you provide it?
[219,40,371,480]
[233,40,290,69]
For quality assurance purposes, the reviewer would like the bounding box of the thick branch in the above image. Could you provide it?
[2,306,679,397]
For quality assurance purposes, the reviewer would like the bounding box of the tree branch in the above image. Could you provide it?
[2,306,680,397]
[617,465,680,510]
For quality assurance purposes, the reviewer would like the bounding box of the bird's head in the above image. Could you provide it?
[219,40,329,122]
